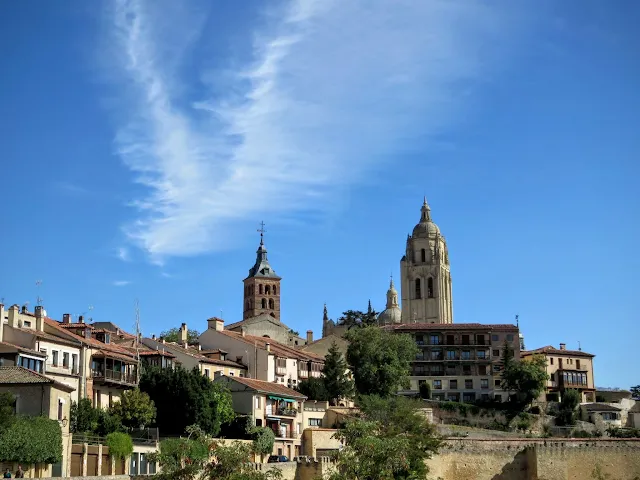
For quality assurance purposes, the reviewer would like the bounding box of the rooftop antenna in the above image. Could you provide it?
[134,299,141,384]
[578,341,582,351]
[515,314,519,328]
[35,280,43,306]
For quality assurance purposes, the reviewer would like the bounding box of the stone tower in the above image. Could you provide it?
[243,231,281,321]
[377,277,402,326]
[400,197,453,324]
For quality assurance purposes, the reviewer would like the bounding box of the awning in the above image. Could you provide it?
[268,396,295,403]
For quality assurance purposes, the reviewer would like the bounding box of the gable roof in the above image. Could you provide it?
[0,342,46,357]
[584,403,621,412]
[225,313,287,332]
[140,338,246,369]
[217,375,306,399]
[0,366,76,393]
[215,330,323,362]
[522,345,595,358]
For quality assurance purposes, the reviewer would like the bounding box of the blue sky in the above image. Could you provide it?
[1,1,638,388]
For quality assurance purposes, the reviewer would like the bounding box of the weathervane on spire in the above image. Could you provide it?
[257,221,267,244]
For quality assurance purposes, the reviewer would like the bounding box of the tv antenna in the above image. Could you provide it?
[35,280,43,306]
[515,314,519,328]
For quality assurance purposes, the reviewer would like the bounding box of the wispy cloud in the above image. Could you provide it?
[107,0,525,262]
[112,280,131,287]
[116,247,131,262]
[54,181,90,196]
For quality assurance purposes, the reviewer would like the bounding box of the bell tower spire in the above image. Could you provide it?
[243,222,281,321]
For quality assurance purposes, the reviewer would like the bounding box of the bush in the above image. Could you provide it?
[106,432,133,460]
[419,382,431,400]
[606,427,640,438]
[470,405,480,416]
[556,389,580,426]
[0,415,62,464]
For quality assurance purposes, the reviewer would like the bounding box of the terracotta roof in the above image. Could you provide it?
[521,345,595,358]
[92,349,137,363]
[141,338,246,369]
[0,366,76,392]
[139,350,176,358]
[584,403,621,412]
[0,341,46,357]
[383,323,519,332]
[58,323,94,329]
[216,330,323,362]
[218,375,306,399]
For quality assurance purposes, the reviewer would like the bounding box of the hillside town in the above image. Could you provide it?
[1,199,638,479]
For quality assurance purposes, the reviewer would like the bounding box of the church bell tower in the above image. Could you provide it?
[243,223,281,321]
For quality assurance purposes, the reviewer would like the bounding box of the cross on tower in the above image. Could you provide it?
[257,221,267,244]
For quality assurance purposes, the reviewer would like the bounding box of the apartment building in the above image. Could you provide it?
[521,343,596,403]
[384,323,520,402]
[214,375,307,459]
[199,318,323,388]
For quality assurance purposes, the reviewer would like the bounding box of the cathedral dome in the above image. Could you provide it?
[377,278,402,326]
[412,197,440,238]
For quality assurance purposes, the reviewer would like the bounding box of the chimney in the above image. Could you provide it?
[559,343,566,350]
[241,327,247,338]
[0,304,5,343]
[34,305,45,332]
[306,330,313,344]
[8,305,20,328]
[180,323,188,344]
[265,342,271,353]
[208,317,224,332]
[151,334,156,340]
[62,313,71,324]
[21,305,27,314]
[198,345,202,351]
[78,315,84,324]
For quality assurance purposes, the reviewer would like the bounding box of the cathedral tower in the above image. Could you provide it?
[400,198,453,324]
[243,226,281,321]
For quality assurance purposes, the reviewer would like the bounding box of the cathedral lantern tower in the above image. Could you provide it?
[243,223,281,321]
[400,198,453,324]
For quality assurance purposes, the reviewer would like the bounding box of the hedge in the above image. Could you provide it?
[0,415,62,464]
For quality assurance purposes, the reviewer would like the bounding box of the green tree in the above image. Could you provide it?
[151,436,210,480]
[248,426,275,462]
[323,341,354,406]
[0,416,63,464]
[0,392,16,429]
[345,326,417,397]
[329,395,441,480]
[296,377,329,402]
[70,398,99,433]
[140,366,234,436]
[631,385,640,400]
[109,388,156,430]
[95,409,124,437]
[338,302,379,329]
[105,432,133,460]
[206,441,283,480]
[419,382,431,400]
[501,354,548,409]
[160,327,200,344]
[556,389,580,426]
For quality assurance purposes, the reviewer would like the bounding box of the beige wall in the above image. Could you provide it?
[199,329,270,381]
[301,429,341,457]
[302,401,329,429]
[522,351,595,402]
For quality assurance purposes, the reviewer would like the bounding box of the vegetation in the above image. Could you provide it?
[105,432,133,459]
[160,327,200,344]
[140,366,234,436]
[329,395,441,480]
[501,342,548,410]
[288,329,300,337]
[296,377,329,402]
[109,388,156,430]
[248,426,275,462]
[345,326,417,397]
[606,427,640,438]
[631,385,640,400]
[322,342,355,405]
[0,392,15,429]
[556,389,580,426]
[0,415,62,464]
[419,382,431,400]
[70,398,127,437]
[337,301,378,329]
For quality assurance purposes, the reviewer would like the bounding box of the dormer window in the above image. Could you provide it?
[104,333,111,344]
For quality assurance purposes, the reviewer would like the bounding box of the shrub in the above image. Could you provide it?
[469,405,480,416]
[441,402,457,412]
[419,382,431,400]
[0,415,62,464]
[106,432,134,460]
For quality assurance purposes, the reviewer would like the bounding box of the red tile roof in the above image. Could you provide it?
[219,375,306,399]
[383,323,519,332]
[0,366,76,392]
[0,341,46,357]
[217,330,323,362]
[138,350,176,358]
[521,345,595,358]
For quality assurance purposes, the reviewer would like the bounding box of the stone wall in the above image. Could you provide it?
[251,457,336,480]
[427,438,640,480]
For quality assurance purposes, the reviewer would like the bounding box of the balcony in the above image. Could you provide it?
[92,368,137,386]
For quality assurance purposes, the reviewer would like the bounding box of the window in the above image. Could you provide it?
[461,350,470,360]
[415,279,421,299]
[24,320,32,328]
[204,369,210,378]
[433,380,442,390]
[261,298,267,308]
[421,248,426,262]
[427,277,434,298]
[493,349,500,357]
[446,335,454,345]
[506,334,514,341]
[463,393,476,402]
[308,418,322,427]
[256,419,263,427]
[63,352,69,368]
[550,358,554,365]
[58,399,63,421]
[416,351,425,360]
[461,335,470,345]
[259,284,263,294]
[602,412,618,421]
[265,285,271,295]
[446,350,455,360]
[478,365,487,375]
[430,349,442,360]
[465,379,473,389]
[52,351,59,367]
[495,379,501,387]
[576,360,581,369]
[72,354,78,374]
[255,396,261,409]
[493,365,502,373]
[449,379,458,389]
[462,365,471,375]
[269,299,274,309]
[415,334,424,345]
[273,286,277,295]
[229,372,234,376]
[491,334,499,341]
[481,379,489,389]
[494,394,502,402]
[430,335,440,345]
[477,335,486,345]
[477,350,486,359]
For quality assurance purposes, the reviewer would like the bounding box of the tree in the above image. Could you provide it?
[160,327,200,344]
[105,432,133,460]
[337,303,378,329]
[207,441,282,480]
[323,342,354,405]
[110,388,156,430]
[288,329,300,337]
[0,392,16,430]
[556,389,580,426]
[248,426,275,462]
[0,415,62,464]
[140,366,234,436]
[329,395,441,480]
[501,354,548,409]
[345,326,418,397]
[419,382,431,400]
[296,377,329,402]
[70,398,99,433]
[631,385,640,400]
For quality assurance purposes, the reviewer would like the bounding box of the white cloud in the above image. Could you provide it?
[107,0,525,262]
[116,247,131,262]
[112,280,131,287]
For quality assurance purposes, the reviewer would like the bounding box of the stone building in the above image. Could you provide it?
[400,197,453,324]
